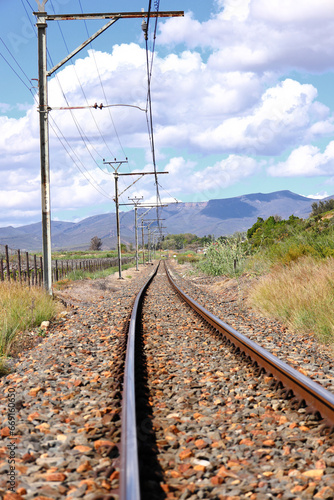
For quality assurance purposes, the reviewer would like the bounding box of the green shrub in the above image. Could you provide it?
[198,235,250,277]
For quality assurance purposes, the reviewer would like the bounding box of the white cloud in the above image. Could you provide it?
[219,0,251,21]
[158,0,334,73]
[305,192,329,199]
[144,155,261,200]
[192,79,331,155]
[251,0,334,25]
[0,103,12,113]
[268,142,334,177]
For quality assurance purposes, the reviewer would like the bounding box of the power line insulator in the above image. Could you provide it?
[141,19,148,40]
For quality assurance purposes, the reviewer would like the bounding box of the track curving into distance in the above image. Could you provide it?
[119,260,334,500]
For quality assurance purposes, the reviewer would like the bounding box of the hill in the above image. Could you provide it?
[0,190,331,251]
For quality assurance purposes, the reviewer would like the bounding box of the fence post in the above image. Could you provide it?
[34,255,37,286]
[18,250,22,284]
[40,257,43,286]
[26,252,30,287]
[0,259,3,281]
[5,245,10,282]
[55,260,59,281]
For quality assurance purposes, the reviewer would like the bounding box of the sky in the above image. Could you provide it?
[1,0,334,227]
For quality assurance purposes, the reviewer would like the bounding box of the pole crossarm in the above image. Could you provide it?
[119,203,168,207]
[117,171,168,176]
[38,11,184,21]
[47,19,118,77]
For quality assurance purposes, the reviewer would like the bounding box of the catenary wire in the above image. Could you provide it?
[144,0,164,232]
[3,2,115,201]
[48,0,116,160]
[78,0,127,161]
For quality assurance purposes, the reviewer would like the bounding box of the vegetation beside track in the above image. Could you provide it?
[0,251,135,373]
[184,205,334,344]
[0,282,59,374]
[53,261,134,289]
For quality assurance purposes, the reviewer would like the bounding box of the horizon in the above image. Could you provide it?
[0,188,328,230]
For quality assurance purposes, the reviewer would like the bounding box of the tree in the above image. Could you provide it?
[90,236,102,251]
[311,199,334,216]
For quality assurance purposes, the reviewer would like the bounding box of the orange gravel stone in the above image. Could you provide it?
[178,463,192,473]
[93,439,116,450]
[1,427,10,437]
[211,475,224,485]
[28,387,42,397]
[43,472,67,482]
[179,449,193,460]
[16,489,27,496]
[4,493,24,500]
[194,438,207,449]
[314,486,334,498]
[194,464,206,472]
[217,466,239,479]
[263,439,275,446]
[109,470,120,481]
[302,469,324,479]
[27,412,40,422]
[76,461,92,473]
[239,438,254,446]
[73,445,92,453]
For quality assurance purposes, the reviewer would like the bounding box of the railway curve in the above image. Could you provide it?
[120,260,334,500]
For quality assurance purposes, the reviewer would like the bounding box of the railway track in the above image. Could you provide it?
[120,260,334,500]
[1,261,334,499]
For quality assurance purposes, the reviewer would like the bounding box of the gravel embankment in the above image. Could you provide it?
[169,261,334,393]
[0,264,155,500]
[140,265,334,500]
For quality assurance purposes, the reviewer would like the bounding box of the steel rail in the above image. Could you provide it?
[164,262,334,427]
[120,263,159,500]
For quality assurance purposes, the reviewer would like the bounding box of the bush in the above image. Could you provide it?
[177,253,201,265]
[198,235,250,277]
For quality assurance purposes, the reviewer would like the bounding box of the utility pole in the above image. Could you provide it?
[105,169,168,277]
[127,196,143,271]
[141,219,165,263]
[33,2,184,292]
[36,2,52,294]
[121,202,168,269]
[103,159,128,279]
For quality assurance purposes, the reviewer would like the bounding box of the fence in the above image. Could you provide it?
[0,244,131,287]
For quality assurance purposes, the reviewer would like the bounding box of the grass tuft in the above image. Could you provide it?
[0,282,58,358]
[248,256,334,343]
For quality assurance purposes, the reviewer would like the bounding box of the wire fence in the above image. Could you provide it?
[0,244,130,287]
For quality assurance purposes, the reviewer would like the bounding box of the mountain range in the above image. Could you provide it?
[0,190,330,252]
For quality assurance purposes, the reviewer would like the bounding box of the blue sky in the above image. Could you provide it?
[1,0,334,227]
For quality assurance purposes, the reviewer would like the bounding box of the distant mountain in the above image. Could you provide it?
[0,190,331,252]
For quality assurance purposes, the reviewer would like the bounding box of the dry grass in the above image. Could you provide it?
[248,256,334,343]
[0,282,58,360]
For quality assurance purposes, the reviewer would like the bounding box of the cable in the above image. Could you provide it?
[0,46,33,95]
[48,0,111,163]
[78,0,127,161]
[3,2,115,202]
[49,115,114,200]
[144,0,164,233]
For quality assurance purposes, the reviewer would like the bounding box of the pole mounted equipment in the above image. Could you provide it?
[36,0,48,12]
